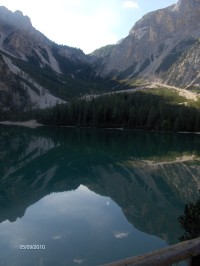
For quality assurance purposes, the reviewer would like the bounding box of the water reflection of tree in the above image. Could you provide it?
[179,200,200,266]
[179,200,200,241]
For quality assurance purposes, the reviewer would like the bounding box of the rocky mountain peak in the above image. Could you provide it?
[176,0,200,9]
[175,0,200,21]
[129,0,200,38]
[0,6,32,30]
[94,0,200,82]
[13,10,32,29]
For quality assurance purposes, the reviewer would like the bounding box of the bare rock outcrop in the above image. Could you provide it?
[93,0,200,88]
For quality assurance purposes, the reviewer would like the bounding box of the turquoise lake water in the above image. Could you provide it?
[0,125,199,265]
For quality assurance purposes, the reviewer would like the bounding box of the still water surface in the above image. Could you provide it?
[0,126,200,265]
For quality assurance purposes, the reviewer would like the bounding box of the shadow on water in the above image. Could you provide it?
[1,125,200,245]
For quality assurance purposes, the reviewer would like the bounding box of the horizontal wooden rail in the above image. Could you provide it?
[102,237,200,266]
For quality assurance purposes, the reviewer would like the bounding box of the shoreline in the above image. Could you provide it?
[0,120,43,128]
[1,120,200,134]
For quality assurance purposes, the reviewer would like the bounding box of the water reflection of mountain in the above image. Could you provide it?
[0,125,200,244]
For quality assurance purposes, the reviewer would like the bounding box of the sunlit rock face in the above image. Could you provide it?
[93,0,200,88]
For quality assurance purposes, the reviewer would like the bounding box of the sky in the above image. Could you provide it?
[0,0,177,54]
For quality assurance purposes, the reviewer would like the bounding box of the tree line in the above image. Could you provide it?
[1,91,200,132]
[37,91,200,131]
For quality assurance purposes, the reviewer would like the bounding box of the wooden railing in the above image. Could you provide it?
[101,237,200,266]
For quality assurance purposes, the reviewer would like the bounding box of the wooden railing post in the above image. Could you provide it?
[101,237,200,266]
[191,254,200,266]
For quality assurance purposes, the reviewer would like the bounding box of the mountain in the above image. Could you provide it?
[92,0,200,89]
[0,7,120,111]
[1,0,200,111]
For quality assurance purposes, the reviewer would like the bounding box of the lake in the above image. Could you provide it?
[0,125,200,266]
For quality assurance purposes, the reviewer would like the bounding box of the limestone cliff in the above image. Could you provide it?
[93,0,200,89]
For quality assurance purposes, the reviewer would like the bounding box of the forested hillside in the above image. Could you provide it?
[2,89,200,132]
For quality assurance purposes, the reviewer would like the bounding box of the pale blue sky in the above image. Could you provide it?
[0,0,177,53]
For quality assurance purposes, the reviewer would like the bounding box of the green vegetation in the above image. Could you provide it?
[156,51,183,73]
[1,50,127,101]
[157,43,165,54]
[90,44,115,57]
[37,91,200,131]
[178,200,200,241]
[38,46,50,63]
[143,87,186,104]
[117,63,138,79]
[126,78,149,87]
[2,89,200,132]
[156,38,197,73]
[138,58,150,73]
[2,79,200,132]
[186,86,200,94]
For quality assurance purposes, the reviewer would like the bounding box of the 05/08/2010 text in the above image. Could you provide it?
[19,244,45,250]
